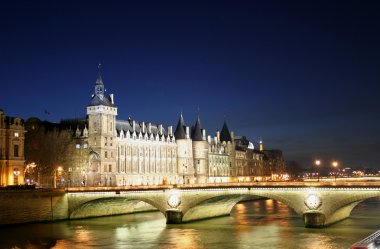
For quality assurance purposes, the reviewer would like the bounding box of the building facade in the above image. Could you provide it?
[0,110,25,186]
[24,70,286,187]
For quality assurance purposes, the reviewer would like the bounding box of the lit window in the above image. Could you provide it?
[76,144,80,149]
[83,144,88,149]
[14,132,19,137]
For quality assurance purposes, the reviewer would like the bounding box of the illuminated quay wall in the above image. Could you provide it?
[0,189,67,225]
[0,189,156,225]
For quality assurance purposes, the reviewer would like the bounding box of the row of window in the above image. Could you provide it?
[119,133,175,143]
[116,161,177,174]
[118,146,177,157]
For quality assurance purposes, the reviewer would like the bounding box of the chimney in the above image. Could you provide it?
[148,123,152,133]
[214,136,218,144]
[207,135,211,143]
[132,120,136,132]
[168,126,173,136]
[202,129,206,141]
[142,122,145,133]
[231,131,234,140]
[186,126,190,139]
[216,131,220,142]
[110,94,114,104]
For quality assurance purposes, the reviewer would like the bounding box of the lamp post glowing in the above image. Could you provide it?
[315,160,321,182]
[332,161,338,182]
[13,168,20,185]
[54,166,63,188]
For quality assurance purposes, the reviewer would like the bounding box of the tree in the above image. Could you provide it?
[25,120,74,187]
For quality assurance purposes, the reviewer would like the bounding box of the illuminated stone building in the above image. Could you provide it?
[234,136,264,181]
[0,109,25,186]
[86,71,178,186]
[207,129,231,183]
[24,69,286,187]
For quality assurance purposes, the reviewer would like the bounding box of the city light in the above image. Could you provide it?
[315,160,321,182]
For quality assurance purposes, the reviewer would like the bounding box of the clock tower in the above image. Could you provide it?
[86,66,118,186]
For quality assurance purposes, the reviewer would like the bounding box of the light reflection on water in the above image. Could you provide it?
[0,197,380,249]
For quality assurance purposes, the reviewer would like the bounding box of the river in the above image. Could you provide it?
[1,197,379,249]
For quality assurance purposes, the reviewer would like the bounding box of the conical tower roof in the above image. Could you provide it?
[174,113,186,140]
[191,115,203,141]
[220,120,232,142]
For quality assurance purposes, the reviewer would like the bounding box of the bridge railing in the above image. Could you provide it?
[65,181,380,192]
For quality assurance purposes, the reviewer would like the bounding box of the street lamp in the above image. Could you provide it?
[25,162,37,185]
[54,166,63,188]
[315,160,321,182]
[332,161,338,182]
[13,168,20,185]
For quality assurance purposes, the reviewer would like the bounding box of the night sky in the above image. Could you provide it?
[1,1,380,169]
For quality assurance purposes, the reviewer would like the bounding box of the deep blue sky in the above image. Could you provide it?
[1,1,380,169]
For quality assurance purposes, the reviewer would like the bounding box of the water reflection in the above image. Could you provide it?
[0,197,380,249]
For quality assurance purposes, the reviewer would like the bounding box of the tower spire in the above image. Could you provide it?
[174,112,186,140]
[96,63,104,86]
[94,63,105,96]
[220,119,232,142]
[191,113,203,141]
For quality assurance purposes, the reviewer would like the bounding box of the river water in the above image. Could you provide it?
[1,197,380,249]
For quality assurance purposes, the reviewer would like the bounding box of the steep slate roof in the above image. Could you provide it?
[191,116,203,141]
[220,121,232,142]
[88,71,116,107]
[88,94,115,107]
[174,113,186,140]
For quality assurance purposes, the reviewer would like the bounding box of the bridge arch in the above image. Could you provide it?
[68,192,168,220]
[177,190,303,223]
[311,191,380,227]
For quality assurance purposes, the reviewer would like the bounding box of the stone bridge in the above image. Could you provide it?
[66,182,380,228]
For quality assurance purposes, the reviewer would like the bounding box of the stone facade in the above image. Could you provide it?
[207,131,230,183]
[0,109,25,186]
